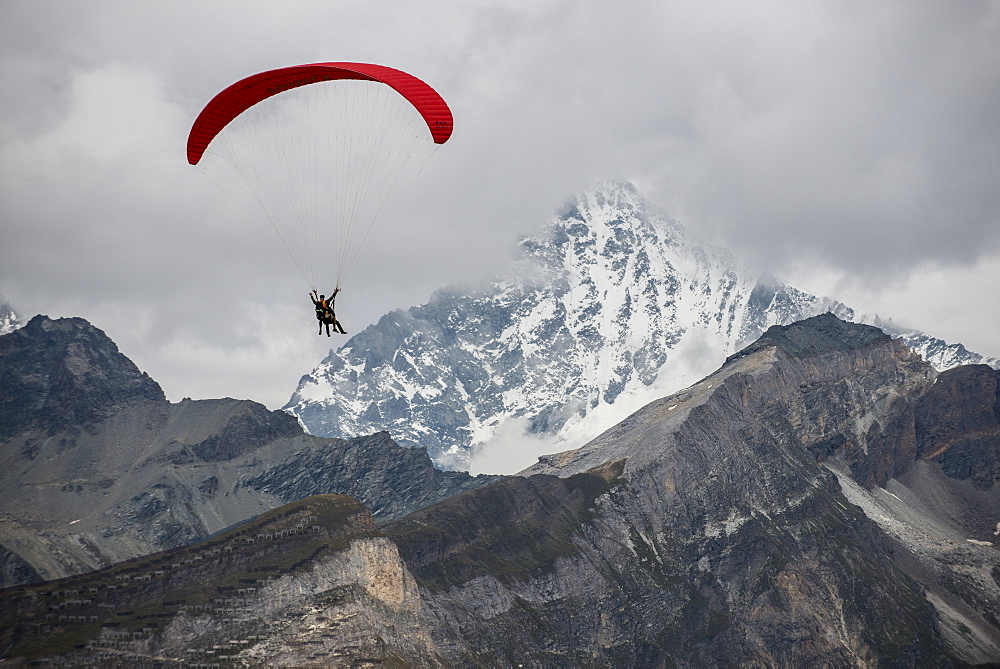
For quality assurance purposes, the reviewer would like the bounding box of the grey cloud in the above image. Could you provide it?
[2,0,997,408]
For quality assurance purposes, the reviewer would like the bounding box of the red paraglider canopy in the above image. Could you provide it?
[187,62,453,165]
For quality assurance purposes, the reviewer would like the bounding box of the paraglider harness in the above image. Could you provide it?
[311,288,345,336]
[311,289,338,321]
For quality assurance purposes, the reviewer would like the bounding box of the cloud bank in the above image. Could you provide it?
[2,1,998,408]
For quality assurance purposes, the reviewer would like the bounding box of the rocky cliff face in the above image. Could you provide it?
[286,182,998,471]
[1,495,444,667]
[0,317,498,587]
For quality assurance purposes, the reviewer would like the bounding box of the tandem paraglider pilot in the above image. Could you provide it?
[188,62,452,340]
[310,289,347,337]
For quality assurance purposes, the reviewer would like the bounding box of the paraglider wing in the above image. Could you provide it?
[186,62,453,165]
[187,61,453,290]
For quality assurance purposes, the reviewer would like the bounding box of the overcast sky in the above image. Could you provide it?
[2,0,998,410]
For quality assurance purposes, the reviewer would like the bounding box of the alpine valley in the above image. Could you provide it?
[285,182,998,471]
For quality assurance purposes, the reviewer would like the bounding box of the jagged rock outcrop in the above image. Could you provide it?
[0,317,498,587]
[286,182,998,470]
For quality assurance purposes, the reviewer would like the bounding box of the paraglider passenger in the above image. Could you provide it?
[310,289,347,336]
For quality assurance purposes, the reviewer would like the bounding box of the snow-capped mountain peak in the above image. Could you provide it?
[285,181,996,472]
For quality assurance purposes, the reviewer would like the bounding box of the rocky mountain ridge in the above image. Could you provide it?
[285,181,998,470]
[1,495,441,666]
[5,313,998,666]
[521,313,1000,663]
[0,316,499,587]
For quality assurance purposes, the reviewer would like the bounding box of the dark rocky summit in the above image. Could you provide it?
[0,317,498,587]
[727,311,892,362]
[0,315,164,440]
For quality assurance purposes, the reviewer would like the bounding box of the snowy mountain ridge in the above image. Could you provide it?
[285,181,997,471]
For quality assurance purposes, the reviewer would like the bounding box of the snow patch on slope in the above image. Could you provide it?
[0,299,21,336]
